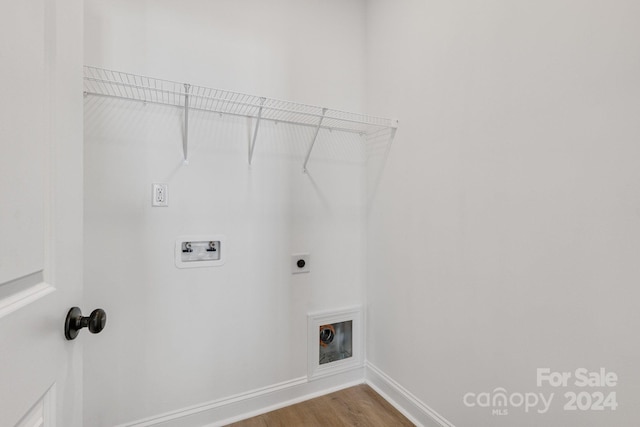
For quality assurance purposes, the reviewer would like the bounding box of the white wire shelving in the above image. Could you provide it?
[83,66,398,170]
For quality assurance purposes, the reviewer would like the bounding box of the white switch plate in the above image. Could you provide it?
[152,183,168,207]
[292,253,310,274]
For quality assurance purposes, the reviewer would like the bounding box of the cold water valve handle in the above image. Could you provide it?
[65,307,107,340]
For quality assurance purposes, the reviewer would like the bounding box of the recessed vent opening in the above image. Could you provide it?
[319,320,353,365]
[308,307,362,380]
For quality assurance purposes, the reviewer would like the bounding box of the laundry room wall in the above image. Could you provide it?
[83,1,368,425]
[365,1,640,426]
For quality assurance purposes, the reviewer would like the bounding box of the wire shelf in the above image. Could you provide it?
[83,66,398,168]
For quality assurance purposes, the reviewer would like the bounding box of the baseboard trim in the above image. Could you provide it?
[364,362,456,427]
[117,367,365,427]
[118,362,455,427]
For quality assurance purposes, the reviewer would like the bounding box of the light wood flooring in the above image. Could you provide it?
[227,384,414,427]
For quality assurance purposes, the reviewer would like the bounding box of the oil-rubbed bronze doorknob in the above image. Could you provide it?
[65,307,107,340]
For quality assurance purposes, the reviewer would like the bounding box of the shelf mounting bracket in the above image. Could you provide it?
[249,97,265,165]
[303,108,327,173]
[183,83,191,163]
[388,123,398,145]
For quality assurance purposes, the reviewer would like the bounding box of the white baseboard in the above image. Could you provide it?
[117,367,365,427]
[118,362,455,427]
[364,362,456,427]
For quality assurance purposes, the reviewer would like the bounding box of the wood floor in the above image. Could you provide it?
[227,384,414,427]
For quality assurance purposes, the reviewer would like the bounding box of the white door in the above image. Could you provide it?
[0,1,84,426]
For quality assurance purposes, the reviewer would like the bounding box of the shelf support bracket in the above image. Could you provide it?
[388,122,398,145]
[183,83,191,163]
[303,108,327,173]
[249,97,266,165]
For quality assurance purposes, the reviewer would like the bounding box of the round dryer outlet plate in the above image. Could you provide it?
[292,253,310,274]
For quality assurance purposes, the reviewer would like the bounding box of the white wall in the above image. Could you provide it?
[365,1,640,426]
[85,1,640,426]
[83,1,367,425]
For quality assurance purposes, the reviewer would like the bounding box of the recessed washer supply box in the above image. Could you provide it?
[175,235,226,268]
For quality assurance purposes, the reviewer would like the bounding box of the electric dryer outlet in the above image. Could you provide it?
[292,254,310,274]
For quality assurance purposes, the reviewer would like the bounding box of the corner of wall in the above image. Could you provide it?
[364,362,456,427]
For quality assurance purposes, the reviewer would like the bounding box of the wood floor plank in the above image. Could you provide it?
[227,384,414,427]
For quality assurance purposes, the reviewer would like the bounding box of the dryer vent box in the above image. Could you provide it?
[319,320,353,365]
[307,307,363,380]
